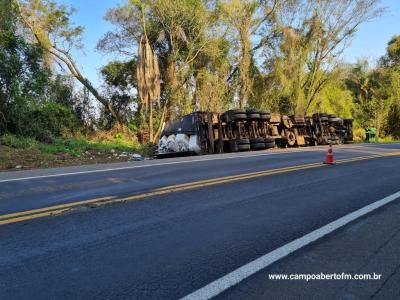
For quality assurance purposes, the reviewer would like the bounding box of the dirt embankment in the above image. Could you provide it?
[0,145,143,171]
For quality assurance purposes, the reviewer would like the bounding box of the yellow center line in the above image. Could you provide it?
[0,196,116,221]
[1,152,399,226]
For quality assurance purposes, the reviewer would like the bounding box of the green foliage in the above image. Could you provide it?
[100,59,137,125]
[376,135,400,143]
[381,35,400,67]
[387,102,400,138]
[352,127,366,142]
[0,1,50,134]
[0,134,39,149]
[309,80,354,117]
[0,1,83,141]
[23,102,80,142]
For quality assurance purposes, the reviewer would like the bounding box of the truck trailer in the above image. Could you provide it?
[157,109,353,157]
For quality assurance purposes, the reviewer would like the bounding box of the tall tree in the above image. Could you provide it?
[381,35,400,67]
[218,0,278,108]
[264,0,384,114]
[15,0,121,123]
[98,0,222,139]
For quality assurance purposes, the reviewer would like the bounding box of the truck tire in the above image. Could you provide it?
[246,108,260,114]
[247,113,260,120]
[232,109,246,114]
[236,138,250,145]
[220,113,228,123]
[250,142,266,150]
[329,117,341,123]
[292,115,305,123]
[313,113,326,121]
[260,112,271,120]
[238,144,251,151]
[265,141,275,149]
[232,113,247,121]
[264,137,275,143]
[250,137,265,144]
[228,140,238,152]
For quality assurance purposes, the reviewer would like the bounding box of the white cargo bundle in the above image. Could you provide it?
[188,135,201,154]
[158,136,168,153]
[176,134,190,152]
[166,134,179,152]
[158,133,200,154]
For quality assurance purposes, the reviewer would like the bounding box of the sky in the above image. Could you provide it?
[60,0,400,88]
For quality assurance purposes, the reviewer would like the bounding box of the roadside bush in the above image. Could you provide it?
[386,102,400,138]
[376,136,398,143]
[21,102,80,142]
[0,134,38,149]
[353,127,366,142]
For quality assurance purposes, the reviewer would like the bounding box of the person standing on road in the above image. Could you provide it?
[365,128,370,143]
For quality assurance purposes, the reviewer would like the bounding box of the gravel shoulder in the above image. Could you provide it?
[0,145,141,171]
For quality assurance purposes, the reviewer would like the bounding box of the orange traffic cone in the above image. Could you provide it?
[323,144,335,165]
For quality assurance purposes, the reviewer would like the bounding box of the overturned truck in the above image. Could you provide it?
[157,109,353,157]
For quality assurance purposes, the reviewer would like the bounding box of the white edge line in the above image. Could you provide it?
[0,148,326,183]
[180,190,400,300]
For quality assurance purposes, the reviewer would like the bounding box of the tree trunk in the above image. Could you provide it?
[76,74,121,124]
[149,94,154,143]
[153,102,168,144]
[239,27,251,109]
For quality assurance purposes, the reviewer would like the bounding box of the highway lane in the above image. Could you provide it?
[0,143,400,299]
[0,143,398,216]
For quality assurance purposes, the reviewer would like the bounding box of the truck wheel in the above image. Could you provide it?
[220,113,227,123]
[232,113,247,121]
[247,113,260,120]
[232,109,246,114]
[265,141,275,149]
[260,113,271,121]
[329,117,341,123]
[264,137,275,143]
[293,116,305,123]
[238,144,251,151]
[286,131,296,147]
[246,108,260,114]
[228,140,238,152]
[320,116,329,122]
[250,137,265,144]
[250,143,266,150]
[236,138,250,145]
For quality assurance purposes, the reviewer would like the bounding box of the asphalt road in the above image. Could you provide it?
[1,143,400,299]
